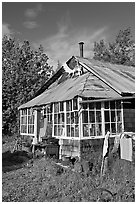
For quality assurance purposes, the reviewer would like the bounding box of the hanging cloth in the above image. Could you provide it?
[103,131,110,158]
[111,134,121,154]
[120,138,132,162]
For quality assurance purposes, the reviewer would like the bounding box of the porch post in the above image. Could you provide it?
[78,97,82,160]
[121,101,124,132]
[34,109,38,142]
[101,102,105,137]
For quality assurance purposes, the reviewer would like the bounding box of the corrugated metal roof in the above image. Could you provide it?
[19,57,135,109]
[78,57,135,95]
[19,72,121,109]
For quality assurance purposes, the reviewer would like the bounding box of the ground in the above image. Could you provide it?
[2,135,135,202]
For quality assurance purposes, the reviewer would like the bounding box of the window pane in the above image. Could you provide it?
[66,113,71,124]
[58,113,61,124]
[21,125,27,133]
[54,125,58,135]
[73,98,78,110]
[50,114,52,122]
[96,102,101,109]
[58,125,62,136]
[28,116,33,124]
[71,126,74,137]
[71,112,74,124]
[89,103,94,110]
[96,124,102,136]
[111,123,116,134]
[96,111,102,123]
[61,113,64,123]
[105,123,110,133]
[67,125,70,137]
[105,101,109,109]
[89,124,96,136]
[28,125,34,134]
[111,111,116,122]
[83,124,89,137]
[60,102,64,111]
[105,111,110,122]
[117,111,122,122]
[82,111,88,123]
[74,111,79,124]
[54,114,58,124]
[89,111,95,123]
[54,103,59,113]
[116,100,121,109]
[66,100,72,111]
[110,101,115,109]
[22,109,27,115]
[75,125,79,137]
[21,116,27,124]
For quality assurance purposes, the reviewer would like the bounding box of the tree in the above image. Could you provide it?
[93,28,135,66]
[2,35,54,134]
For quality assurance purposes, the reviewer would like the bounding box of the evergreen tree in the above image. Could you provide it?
[93,28,135,66]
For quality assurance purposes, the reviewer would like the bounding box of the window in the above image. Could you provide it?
[66,99,79,137]
[82,100,123,138]
[28,109,35,134]
[54,102,65,136]
[20,108,35,135]
[43,104,53,122]
[82,102,102,137]
[104,100,122,134]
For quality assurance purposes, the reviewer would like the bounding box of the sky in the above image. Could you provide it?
[2,1,135,69]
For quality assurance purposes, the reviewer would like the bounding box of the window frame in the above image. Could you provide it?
[66,98,79,138]
[82,101,102,138]
[81,100,123,139]
[53,101,65,137]
[52,98,80,139]
[20,108,35,136]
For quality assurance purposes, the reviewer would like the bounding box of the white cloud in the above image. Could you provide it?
[25,8,37,18]
[23,21,38,29]
[24,3,43,19]
[23,4,43,29]
[33,24,108,70]
[2,23,12,36]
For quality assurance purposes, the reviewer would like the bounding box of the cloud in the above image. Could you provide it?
[23,21,38,29]
[33,23,108,70]
[25,8,37,18]
[2,23,12,36]
[24,3,43,19]
[23,4,43,29]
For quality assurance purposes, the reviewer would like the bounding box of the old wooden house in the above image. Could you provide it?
[18,42,135,160]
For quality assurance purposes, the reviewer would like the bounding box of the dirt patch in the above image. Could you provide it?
[2,150,33,172]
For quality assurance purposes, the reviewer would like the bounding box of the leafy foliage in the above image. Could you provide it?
[93,28,135,66]
[2,35,54,134]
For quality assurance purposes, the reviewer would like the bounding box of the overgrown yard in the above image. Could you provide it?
[2,136,135,202]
